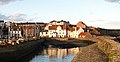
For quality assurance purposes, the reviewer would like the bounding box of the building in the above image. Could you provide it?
[8,26,22,39]
[76,21,87,28]
[68,26,84,38]
[39,30,48,37]
[40,20,88,38]
[0,20,5,38]
[49,20,69,25]
[47,25,67,38]
[44,20,69,30]
[22,26,35,38]
[17,22,46,39]
[41,20,69,38]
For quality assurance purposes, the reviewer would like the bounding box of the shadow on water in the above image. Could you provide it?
[29,47,81,62]
[16,46,44,62]
[43,39,95,49]
[15,39,95,62]
[16,46,81,62]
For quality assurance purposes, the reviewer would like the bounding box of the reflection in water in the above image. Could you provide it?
[30,47,80,62]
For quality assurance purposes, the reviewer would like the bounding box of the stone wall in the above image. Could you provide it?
[97,38,120,62]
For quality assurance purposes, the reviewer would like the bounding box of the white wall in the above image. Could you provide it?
[68,27,84,38]
[9,31,22,38]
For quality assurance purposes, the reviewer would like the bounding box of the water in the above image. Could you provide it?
[29,47,80,62]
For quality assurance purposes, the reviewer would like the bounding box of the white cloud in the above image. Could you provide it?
[105,0,120,3]
[0,14,7,19]
[0,0,23,5]
[7,13,26,21]
[0,13,33,22]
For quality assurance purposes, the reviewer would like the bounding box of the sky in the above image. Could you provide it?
[0,0,120,29]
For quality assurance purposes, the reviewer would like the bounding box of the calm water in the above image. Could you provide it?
[29,47,80,62]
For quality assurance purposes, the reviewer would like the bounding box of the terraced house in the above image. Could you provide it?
[8,25,22,39]
[47,25,67,38]
[40,20,69,38]
[40,20,88,38]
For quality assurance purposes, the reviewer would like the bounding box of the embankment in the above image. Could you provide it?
[72,43,108,62]
[72,36,120,62]
[98,38,120,62]
[0,39,44,62]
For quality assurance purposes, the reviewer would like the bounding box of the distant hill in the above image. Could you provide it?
[89,27,120,36]
[96,28,120,36]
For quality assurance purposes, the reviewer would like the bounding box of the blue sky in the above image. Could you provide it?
[0,0,120,29]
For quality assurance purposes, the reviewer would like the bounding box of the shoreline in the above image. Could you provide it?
[72,36,120,62]
[43,38,95,48]
[0,36,118,62]
[0,38,95,62]
[0,39,44,62]
[72,43,108,62]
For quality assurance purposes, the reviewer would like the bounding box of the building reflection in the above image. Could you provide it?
[41,47,80,58]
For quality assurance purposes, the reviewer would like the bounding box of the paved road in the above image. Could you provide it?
[72,43,108,62]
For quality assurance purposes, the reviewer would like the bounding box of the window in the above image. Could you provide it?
[10,29,13,31]
[13,29,17,31]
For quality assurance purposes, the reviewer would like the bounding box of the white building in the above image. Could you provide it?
[44,20,69,30]
[40,20,86,38]
[41,20,69,38]
[68,27,84,38]
[8,26,22,38]
[39,30,48,37]
[47,25,67,38]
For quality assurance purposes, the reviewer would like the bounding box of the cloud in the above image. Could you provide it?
[105,0,120,3]
[96,20,105,21]
[0,0,23,5]
[0,14,7,19]
[7,13,27,21]
[0,13,32,22]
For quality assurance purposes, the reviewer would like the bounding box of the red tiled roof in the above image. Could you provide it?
[77,22,86,28]
[69,27,80,32]
[49,25,57,30]
[11,26,20,28]
[48,25,67,30]
[69,27,75,32]
[76,27,80,30]
[22,26,34,29]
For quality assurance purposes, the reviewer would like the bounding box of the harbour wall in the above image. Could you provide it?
[0,39,44,62]
[98,38,120,62]
[72,36,120,62]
